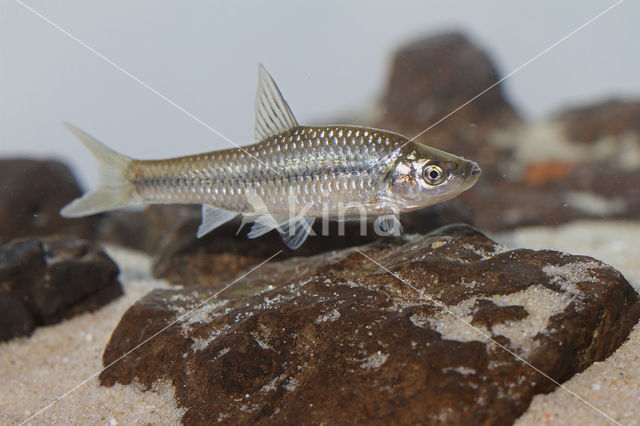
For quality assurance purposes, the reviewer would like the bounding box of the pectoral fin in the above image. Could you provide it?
[247,214,286,239]
[376,215,402,236]
[247,215,315,249]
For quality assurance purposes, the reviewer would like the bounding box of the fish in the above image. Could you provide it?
[60,65,481,249]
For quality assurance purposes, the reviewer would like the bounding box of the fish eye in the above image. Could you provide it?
[423,164,445,185]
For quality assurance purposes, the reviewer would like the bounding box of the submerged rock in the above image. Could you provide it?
[377,32,521,179]
[0,237,123,342]
[370,33,640,231]
[95,205,199,254]
[557,99,640,145]
[465,163,640,231]
[382,32,519,129]
[467,99,640,231]
[0,159,94,239]
[100,224,639,424]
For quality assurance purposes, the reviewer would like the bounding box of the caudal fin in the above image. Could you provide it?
[60,123,136,217]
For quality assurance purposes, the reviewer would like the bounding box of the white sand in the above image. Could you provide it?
[1,221,638,424]
[498,220,640,426]
[0,246,184,425]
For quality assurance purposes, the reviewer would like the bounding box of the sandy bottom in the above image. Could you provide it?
[1,220,638,424]
[0,247,185,425]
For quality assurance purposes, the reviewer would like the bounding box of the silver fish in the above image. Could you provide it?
[61,65,481,249]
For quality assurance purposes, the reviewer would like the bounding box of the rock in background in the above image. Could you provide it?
[465,100,640,230]
[0,160,126,342]
[372,32,640,231]
[0,237,123,342]
[377,32,522,177]
[0,159,94,239]
[99,225,640,424]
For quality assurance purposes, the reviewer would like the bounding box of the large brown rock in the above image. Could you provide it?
[0,237,123,342]
[0,159,94,239]
[100,224,639,424]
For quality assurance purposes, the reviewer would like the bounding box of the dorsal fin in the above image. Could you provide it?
[255,64,299,142]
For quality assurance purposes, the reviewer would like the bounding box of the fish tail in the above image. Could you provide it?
[60,123,136,217]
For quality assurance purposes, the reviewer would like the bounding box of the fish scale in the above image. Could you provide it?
[127,125,400,214]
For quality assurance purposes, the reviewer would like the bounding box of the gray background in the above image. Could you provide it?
[1,0,638,187]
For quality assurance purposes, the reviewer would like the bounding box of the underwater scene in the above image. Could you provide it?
[1,2,639,425]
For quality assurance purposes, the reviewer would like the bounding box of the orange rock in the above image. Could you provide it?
[524,162,575,187]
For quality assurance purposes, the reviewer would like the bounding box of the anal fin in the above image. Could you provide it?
[278,217,315,250]
[243,211,316,250]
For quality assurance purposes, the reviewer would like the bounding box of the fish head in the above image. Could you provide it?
[384,142,481,211]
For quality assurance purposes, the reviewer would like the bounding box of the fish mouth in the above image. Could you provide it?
[461,161,481,189]
[469,162,481,177]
